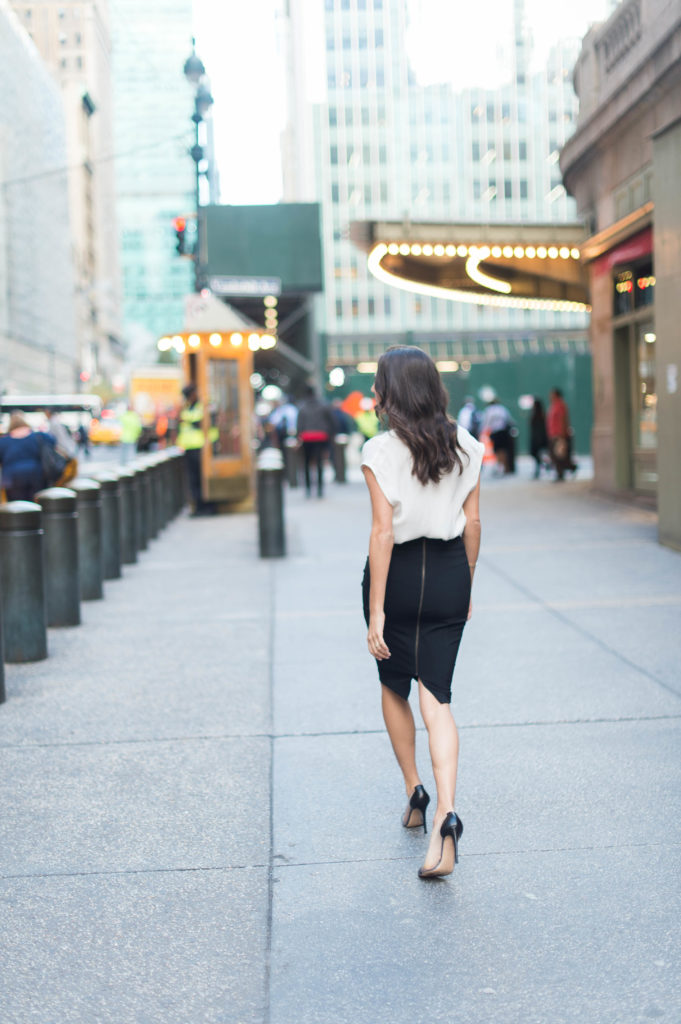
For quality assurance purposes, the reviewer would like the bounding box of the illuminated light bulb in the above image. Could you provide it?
[525,246,536,259]
[491,246,502,258]
[559,247,570,259]
[263,295,278,307]
[502,246,513,258]
[248,333,261,351]
[173,338,186,353]
[399,243,410,255]
[157,336,171,351]
[537,246,547,259]
[387,243,399,255]
[461,360,471,372]
[478,246,490,259]
[445,244,456,257]
[514,246,524,258]
[209,333,222,347]
[456,244,468,257]
[230,333,243,346]
[436,360,459,372]
[357,361,378,373]
[260,335,276,349]
[172,335,183,345]
[570,247,580,259]
[548,247,559,259]
[422,244,434,256]
[188,334,201,348]
[434,244,445,256]
[410,243,422,255]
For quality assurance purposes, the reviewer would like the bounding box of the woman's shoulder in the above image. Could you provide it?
[456,423,485,459]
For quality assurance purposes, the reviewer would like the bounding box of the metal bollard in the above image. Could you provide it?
[150,457,164,536]
[70,479,103,601]
[283,437,299,488]
[132,462,148,551]
[156,454,170,530]
[91,470,122,580]
[34,487,81,628]
[257,448,286,558]
[117,467,137,565]
[0,581,4,703]
[0,501,48,662]
[333,434,349,484]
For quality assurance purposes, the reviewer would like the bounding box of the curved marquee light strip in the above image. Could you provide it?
[367,244,591,313]
[465,252,512,294]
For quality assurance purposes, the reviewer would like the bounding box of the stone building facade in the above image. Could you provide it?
[0,0,78,393]
[561,0,681,549]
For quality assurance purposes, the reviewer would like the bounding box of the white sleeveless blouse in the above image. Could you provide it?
[361,426,484,544]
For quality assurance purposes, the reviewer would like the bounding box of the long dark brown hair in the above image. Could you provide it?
[373,346,467,485]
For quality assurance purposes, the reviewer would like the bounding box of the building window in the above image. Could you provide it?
[473,181,481,199]
[376,68,384,86]
[504,180,512,199]
[330,145,338,164]
[343,34,351,49]
[361,107,370,125]
[351,298,359,317]
[380,182,388,202]
[75,31,81,44]
[519,141,527,160]
[384,296,391,315]
[328,71,336,88]
[443,182,451,201]
[520,180,528,199]
[368,298,375,315]
[364,184,372,203]
[335,299,343,317]
[363,144,370,163]
[345,108,353,125]
[503,141,512,160]
[486,103,495,122]
[329,107,337,127]
[331,184,340,203]
[472,141,480,161]
[375,28,383,46]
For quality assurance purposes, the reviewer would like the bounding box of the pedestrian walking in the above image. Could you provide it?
[481,396,514,474]
[0,411,58,500]
[177,383,212,515]
[296,386,336,498]
[546,388,576,481]
[456,395,481,439]
[360,347,483,878]
[529,397,549,478]
[119,406,142,464]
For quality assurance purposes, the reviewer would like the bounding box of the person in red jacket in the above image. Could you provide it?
[546,388,575,480]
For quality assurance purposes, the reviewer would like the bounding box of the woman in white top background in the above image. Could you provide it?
[361,347,483,878]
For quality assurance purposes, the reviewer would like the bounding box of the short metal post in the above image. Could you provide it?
[0,501,48,662]
[132,462,148,551]
[333,434,349,484]
[283,437,299,488]
[117,468,137,565]
[91,470,122,580]
[257,448,286,558]
[70,479,103,601]
[34,487,81,628]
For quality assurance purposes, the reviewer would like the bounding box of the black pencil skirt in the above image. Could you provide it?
[362,536,471,704]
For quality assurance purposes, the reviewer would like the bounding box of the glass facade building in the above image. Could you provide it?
[285,0,590,347]
[110,0,195,360]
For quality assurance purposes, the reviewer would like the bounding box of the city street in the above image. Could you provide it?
[1,462,680,1024]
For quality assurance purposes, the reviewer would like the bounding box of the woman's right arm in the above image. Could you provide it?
[362,466,394,661]
[462,478,481,620]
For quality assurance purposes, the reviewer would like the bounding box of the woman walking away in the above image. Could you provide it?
[0,412,56,501]
[530,398,549,478]
[361,348,483,878]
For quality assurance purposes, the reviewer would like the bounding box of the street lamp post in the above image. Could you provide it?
[183,40,213,293]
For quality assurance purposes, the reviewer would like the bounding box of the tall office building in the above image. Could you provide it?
[283,0,591,365]
[0,0,77,392]
[109,0,195,363]
[9,0,123,389]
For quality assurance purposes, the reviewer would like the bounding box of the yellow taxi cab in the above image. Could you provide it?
[89,409,122,445]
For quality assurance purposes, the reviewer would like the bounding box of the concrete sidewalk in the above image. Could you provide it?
[1,464,680,1023]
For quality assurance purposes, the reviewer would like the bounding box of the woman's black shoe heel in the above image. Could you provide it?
[402,785,430,834]
[418,812,463,878]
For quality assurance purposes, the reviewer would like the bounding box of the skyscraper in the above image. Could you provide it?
[283,0,591,366]
[109,0,195,363]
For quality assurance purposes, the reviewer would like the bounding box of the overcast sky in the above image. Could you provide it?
[193,0,617,206]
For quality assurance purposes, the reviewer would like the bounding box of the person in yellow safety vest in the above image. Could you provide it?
[120,406,142,464]
[177,383,213,516]
[355,398,380,445]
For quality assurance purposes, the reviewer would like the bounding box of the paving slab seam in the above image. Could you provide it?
[271,839,681,871]
[264,560,276,1024]
[0,862,269,882]
[482,558,681,701]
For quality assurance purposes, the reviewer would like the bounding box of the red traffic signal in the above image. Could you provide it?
[173,216,187,232]
[173,215,187,254]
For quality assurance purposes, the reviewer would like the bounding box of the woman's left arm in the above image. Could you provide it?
[462,478,481,620]
[362,466,394,660]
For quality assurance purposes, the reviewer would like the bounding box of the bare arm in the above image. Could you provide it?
[462,478,481,620]
[362,465,394,660]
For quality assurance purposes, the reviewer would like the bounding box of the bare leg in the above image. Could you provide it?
[418,680,460,868]
[381,685,421,796]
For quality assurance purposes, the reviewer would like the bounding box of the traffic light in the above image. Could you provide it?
[173,216,187,255]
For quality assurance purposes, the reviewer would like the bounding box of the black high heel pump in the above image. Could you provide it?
[402,785,430,834]
[418,811,463,878]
